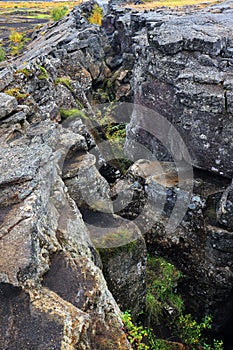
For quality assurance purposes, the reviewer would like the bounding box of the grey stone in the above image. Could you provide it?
[83,210,147,319]
[0,68,14,92]
[125,6,233,177]
[0,119,131,348]
[0,93,18,120]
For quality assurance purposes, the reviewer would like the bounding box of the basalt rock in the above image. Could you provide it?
[0,4,144,347]
[1,44,136,349]
[0,93,134,348]
[110,2,233,337]
[82,210,147,319]
[1,0,233,347]
[124,1,233,178]
[115,159,233,334]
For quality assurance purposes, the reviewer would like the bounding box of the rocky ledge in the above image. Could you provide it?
[0,0,233,348]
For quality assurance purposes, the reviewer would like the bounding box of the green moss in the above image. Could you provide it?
[96,229,137,251]
[16,68,32,77]
[4,88,29,101]
[75,98,84,110]
[0,46,6,62]
[55,76,74,93]
[38,75,48,80]
[60,108,86,119]
[38,65,48,80]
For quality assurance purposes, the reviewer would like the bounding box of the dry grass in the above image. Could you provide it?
[0,1,81,10]
[125,0,224,10]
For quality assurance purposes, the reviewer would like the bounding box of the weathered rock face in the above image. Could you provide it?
[1,0,233,347]
[0,106,133,348]
[113,158,233,334]
[82,210,147,319]
[109,0,233,337]
[0,2,150,347]
[124,1,233,178]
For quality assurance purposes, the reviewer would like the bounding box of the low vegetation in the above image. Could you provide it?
[128,0,221,10]
[9,30,30,56]
[16,68,32,78]
[0,46,6,62]
[60,108,86,120]
[51,6,69,22]
[0,1,81,58]
[0,1,80,11]
[88,4,103,26]
[122,255,224,349]
[38,65,49,80]
[4,87,29,101]
[104,121,132,174]
[55,77,74,92]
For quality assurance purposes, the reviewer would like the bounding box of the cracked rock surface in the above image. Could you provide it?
[0,0,233,347]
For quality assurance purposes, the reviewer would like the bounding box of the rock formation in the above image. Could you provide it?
[0,0,233,348]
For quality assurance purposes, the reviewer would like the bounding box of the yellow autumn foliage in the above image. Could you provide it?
[88,4,103,26]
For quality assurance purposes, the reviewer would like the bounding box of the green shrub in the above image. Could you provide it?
[175,314,223,349]
[122,311,171,350]
[0,47,6,62]
[103,122,132,174]
[88,4,103,25]
[145,255,224,349]
[9,31,30,56]
[176,314,211,345]
[122,311,149,349]
[51,6,68,21]
[9,31,23,43]
[146,255,184,326]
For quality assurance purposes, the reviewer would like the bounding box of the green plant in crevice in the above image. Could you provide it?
[4,87,29,101]
[122,311,171,350]
[175,314,224,349]
[204,339,224,350]
[176,313,212,346]
[0,46,6,62]
[92,104,130,172]
[38,65,49,80]
[59,108,86,120]
[145,255,224,349]
[146,255,184,326]
[103,122,132,174]
[16,67,32,77]
[122,311,149,349]
[75,98,84,110]
[55,77,74,93]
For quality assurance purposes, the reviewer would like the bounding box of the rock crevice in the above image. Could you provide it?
[0,0,233,347]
